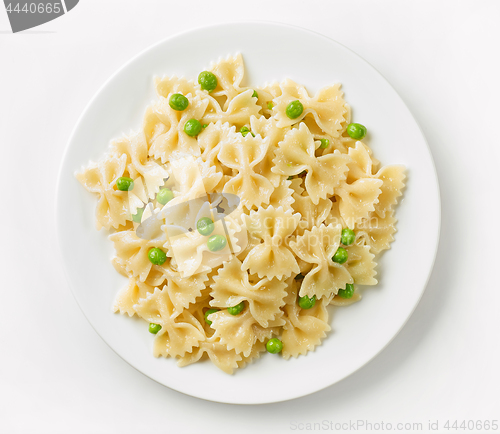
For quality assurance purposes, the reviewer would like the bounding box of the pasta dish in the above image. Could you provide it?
[76,54,406,373]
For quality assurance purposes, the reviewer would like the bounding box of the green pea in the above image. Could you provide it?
[156,188,174,205]
[295,273,304,280]
[116,177,134,191]
[148,247,167,265]
[207,234,227,252]
[197,217,215,236]
[332,247,348,264]
[240,126,251,137]
[198,71,218,93]
[169,93,189,111]
[266,338,283,354]
[204,308,219,326]
[184,119,202,137]
[319,138,330,149]
[252,90,258,98]
[298,294,316,309]
[285,100,304,119]
[338,283,355,299]
[267,101,274,110]
[287,176,293,180]
[240,127,255,137]
[202,124,208,128]
[132,207,144,223]
[346,123,367,140]
[227,301,245,315]
[149,323,162,334]
[341,228,356,246]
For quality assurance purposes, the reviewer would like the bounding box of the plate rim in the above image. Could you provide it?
[56,20,441,404]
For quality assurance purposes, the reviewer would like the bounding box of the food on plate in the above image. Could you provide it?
[76,53,406,373]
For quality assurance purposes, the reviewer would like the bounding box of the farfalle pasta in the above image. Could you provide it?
[242,206,300,280]
[76,54,406,373]
[272,123,350,204]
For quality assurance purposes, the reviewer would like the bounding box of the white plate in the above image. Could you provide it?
[56,22,440,404]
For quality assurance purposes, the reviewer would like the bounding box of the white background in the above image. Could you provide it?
[1,1,499,433]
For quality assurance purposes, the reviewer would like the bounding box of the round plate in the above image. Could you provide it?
[56,22,440,404]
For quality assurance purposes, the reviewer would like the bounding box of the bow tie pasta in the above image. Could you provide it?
[76,53,406,373]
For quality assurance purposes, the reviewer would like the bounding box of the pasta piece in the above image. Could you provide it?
[167,157,222,211]
[330,292,362,307]
[253,89,276,118]
[273,79,347,137]
[209,53,246,110]
[335,178,383,229]
[250,115,289,187]
[155,75,201,99]
[296,257,314,275]
[355,210,398,255]
[374,165,406,218]
[292,189,333,236]
[268,178,295,212]
[134,288,205,358]
[135,203,166,240]
[177,334,243,374]
[197,121,235,183]
[148,94,208,163]
[201,270,221,300]
[289,224,353,299]
[281,281,331,359]
[345,244,377,285]
[184,286,213,333]
[242,206,301,280]
[324,200,343,227]
[110,133,169,199]
[310,105,359,156]
[202,89,261,129]
[154,158,222,244]
[113,277,155,317]
[209,308,283,357]
[258,81,282,100]
[218,201,249,251]
[159,162,219,233]
[236,229,261,262]
[217,130,274,209]
[289,177,305,195]
[76,154,147,230]
[109,229,173,287]
[345,142,406,218]
[272,123,350,204]
[302,119,345,154]
[255,82,282,118]
[282,276,298,305]
[345,141,376,181]
[162,272,209,317]
[162,203,244,278]
[143,106,168,148]
[109,133,148,180]
[237,341,267,369]
[211,257,287,328]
